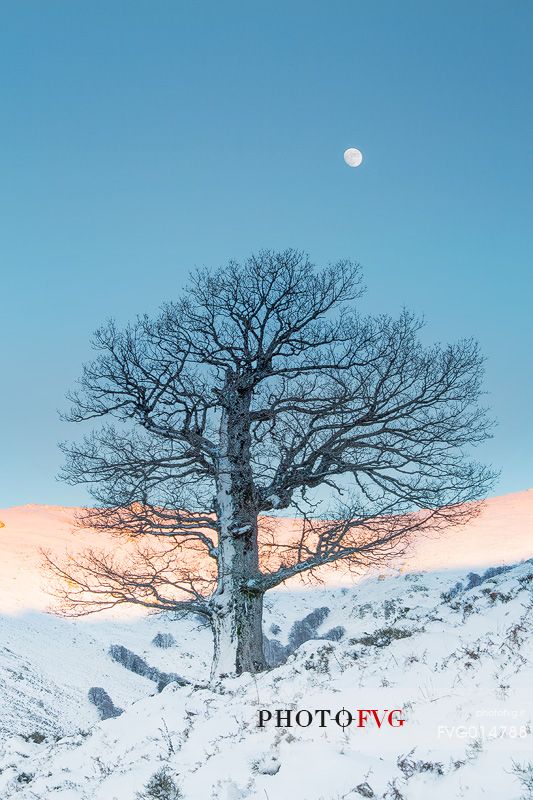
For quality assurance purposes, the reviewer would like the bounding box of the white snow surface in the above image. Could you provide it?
[0,492,532,799]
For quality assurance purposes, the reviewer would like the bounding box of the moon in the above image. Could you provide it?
[343,147,363,168]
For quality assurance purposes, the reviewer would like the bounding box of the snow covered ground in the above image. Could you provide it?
[0,492,532,799]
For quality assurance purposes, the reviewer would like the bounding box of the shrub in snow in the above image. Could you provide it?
[324,625,345,641]
[441,581,464,602]
[512,761,533,799]
[152,633,176,649]
[251,755,281,775]
[109,644,156,678]
[350,627,414,648]
[383,599,412,621]
[269,623,281,636]
[465,572,483,590]
[383,780,406,799]
[465,564,516,591]
[354,783,375,798]
[465,738,483,761]
[519,571,533,586]
[355,602,373,618]
[108,644,188,691]
[136,767,182,800]
[264,608,344,668]
[88,687,123,720]
[480,564,515,582]
[482,588,515,603]
[442,564,517,602]
[397,749,444,778]
[288,607,330,649]
[303,643,333,673]
[383,599,396,619]
[23,731,46,744]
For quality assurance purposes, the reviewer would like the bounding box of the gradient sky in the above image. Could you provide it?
[1,1,532,506]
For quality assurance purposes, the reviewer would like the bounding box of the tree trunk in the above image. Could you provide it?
[211,589,265,679]
[210,375,267,680]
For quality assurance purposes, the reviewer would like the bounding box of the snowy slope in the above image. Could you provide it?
[0,492,532,799]
[0,506,213,744]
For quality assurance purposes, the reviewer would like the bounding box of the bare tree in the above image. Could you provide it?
[53,249,495,678]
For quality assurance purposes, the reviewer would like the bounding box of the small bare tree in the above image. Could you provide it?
[53,249,494,678]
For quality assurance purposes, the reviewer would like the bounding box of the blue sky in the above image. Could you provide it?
[1,1,532,506]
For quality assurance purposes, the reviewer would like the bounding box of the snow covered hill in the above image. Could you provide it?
[0,491,532,799]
